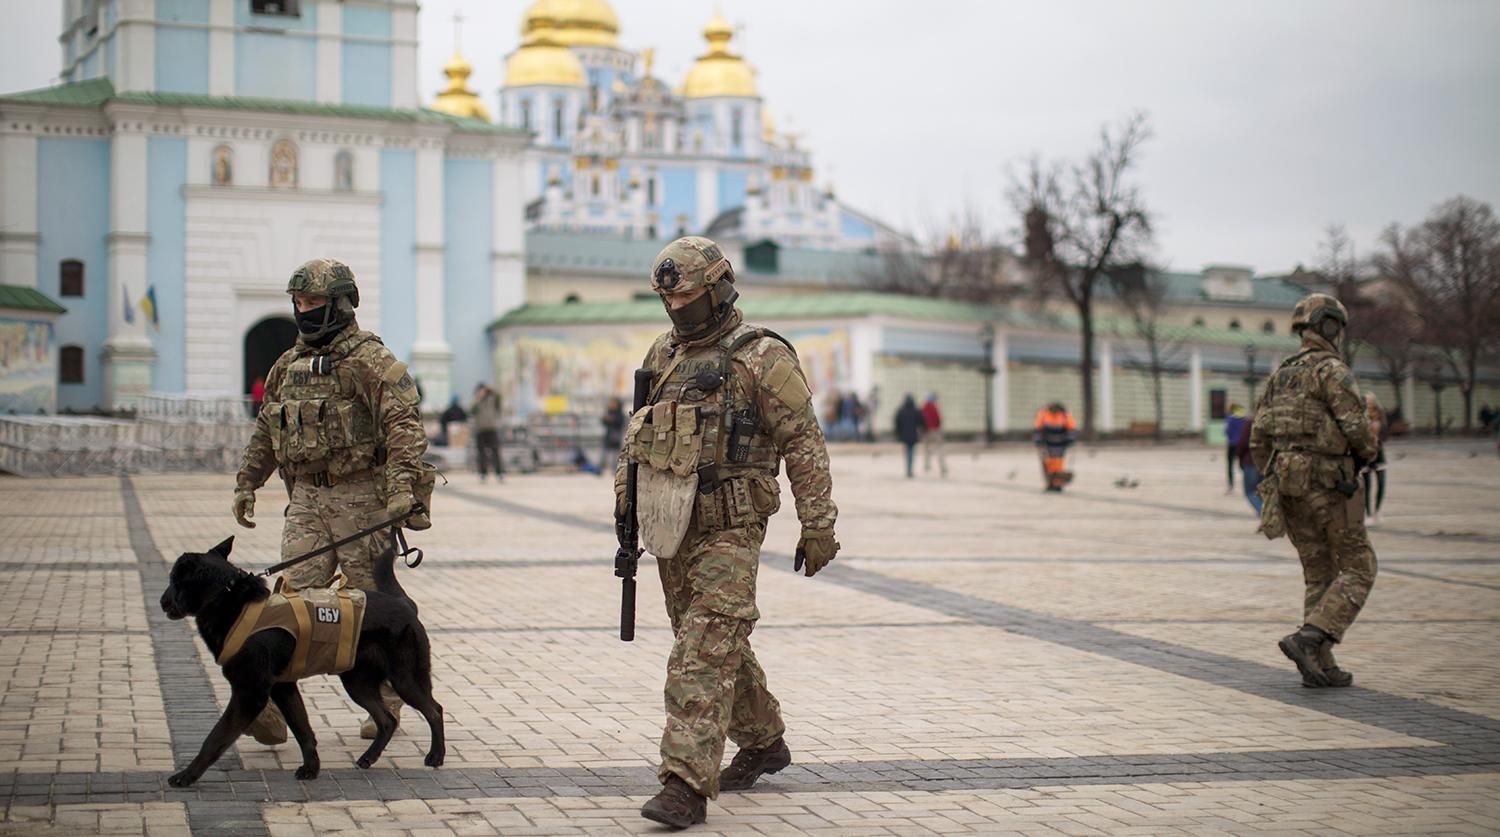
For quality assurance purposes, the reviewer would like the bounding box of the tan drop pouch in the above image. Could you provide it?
[633,403,705,559]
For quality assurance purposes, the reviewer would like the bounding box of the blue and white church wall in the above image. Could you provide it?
[61,0,420,110]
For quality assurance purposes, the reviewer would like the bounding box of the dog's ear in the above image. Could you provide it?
[210,536,235,558]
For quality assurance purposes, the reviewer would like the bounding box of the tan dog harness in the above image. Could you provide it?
[216,578,367,681]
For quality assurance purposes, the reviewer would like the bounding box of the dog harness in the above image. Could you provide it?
[216,579,367,682]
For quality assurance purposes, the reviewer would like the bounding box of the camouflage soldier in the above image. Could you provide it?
[618,236,839,829]
[1250,293,1379,688]
[234,258,428,740]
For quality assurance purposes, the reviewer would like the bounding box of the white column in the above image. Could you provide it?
[991,330,1009,434]
[1097,338,1114,433]
[409,137,450,411]
[315,1,341,104]
[208,0,234,96]
[1402,372,1417,421]
[113,0,155,92]
[102,122,157,408]
[848,320,878,398]
[695,162,717,231]
[491,150,527,318]
[1189,346,1204,432]
[390,3,418,109]
[0,134,39,287]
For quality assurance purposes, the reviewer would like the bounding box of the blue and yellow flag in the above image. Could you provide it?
[139,286,159,328]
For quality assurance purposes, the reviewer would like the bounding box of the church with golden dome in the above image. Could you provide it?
[488,0,904,251]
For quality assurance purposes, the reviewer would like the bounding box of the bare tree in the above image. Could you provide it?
[865,208,1018,303]
[1108,264,1186,440]
[1379,196,1500,430]
[1316,224,1377,361]
[1357,300,1422,418]
[1011,113,1154,439]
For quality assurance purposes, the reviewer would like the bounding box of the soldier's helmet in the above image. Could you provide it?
[286,258,360,309]
[650,236,739,339]
[1290,293,1348,336]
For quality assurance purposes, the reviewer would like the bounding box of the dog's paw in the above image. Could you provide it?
[424,748,445,769]
[295,764,320,780]
[167,770,197,788]
[356,755,374,770]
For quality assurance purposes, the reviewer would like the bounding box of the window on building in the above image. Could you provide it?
[1192,316,1205,327]
[564,293,581,304]
[553,100,565,141]
[646,178,656,205]
[1228,318,1242,331]
[731,107,743,147]
[83,0,100,36]
[250,0,301,17]
[1262,319,1276,334]
[60,345,85,384]
[60,260,84,297]
[519,100,532,132]
[591,174,600,197]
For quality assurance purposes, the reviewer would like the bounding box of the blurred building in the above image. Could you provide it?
[0,0,527,412]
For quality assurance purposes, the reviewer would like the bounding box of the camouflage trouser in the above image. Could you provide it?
[656,520,785,799]
[1281,486,1378,642]
[280,476,391,592]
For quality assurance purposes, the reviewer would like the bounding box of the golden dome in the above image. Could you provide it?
[431,51,491,121]
[682,13,758,98]
[524,0,619,47]
[505,18,586,88]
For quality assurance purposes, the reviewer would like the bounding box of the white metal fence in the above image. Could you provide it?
[0,393,256,477]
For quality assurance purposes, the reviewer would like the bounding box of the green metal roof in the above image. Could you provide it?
[0,284,67,314]
[525,231,882,284]
[0,79,522,136]
[491,290,1303,351]
[1101,270,1310,309]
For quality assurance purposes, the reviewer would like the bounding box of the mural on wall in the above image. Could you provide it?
[494,326,851,418]
[0,318,57,414]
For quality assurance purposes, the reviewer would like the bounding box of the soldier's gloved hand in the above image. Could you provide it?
[386,491,414,520]
[232,489,256,529]
[794,529,840,577]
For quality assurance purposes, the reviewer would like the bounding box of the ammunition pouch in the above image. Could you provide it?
[1257,472,1286,540]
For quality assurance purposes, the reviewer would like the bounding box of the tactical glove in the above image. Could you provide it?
[386,491,414,520]
[794,529,840,577]
[232,489,256,529]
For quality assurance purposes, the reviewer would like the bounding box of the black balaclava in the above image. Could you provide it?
[295,300,350,347]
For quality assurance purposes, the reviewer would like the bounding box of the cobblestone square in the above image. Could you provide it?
[2,440,1498,835]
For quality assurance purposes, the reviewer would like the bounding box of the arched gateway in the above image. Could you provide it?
[243,317,298,395]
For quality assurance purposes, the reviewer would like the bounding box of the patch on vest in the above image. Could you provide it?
[764,356,812,412]
[383,361,419,405]
[315,606,341,624]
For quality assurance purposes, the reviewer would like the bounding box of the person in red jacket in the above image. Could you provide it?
[920,394,949,478]
[1033,402,1077,492]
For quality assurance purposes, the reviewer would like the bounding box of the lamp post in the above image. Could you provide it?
[1427,360,1447,437]
[978,323,996,447]
[1242,343,1259,404]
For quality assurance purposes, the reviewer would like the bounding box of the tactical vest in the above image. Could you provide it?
[628,323,793,532]
[217,582,367,682]
[1262,348,1352,456]
[263,332,383,481]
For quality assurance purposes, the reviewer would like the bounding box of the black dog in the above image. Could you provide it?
[159,536,444,787]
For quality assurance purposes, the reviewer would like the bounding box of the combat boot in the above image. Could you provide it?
[1279,624,1332,687]
[720,738,792,792]
[640,775,707,829]
[1312,644,1354,688]
[247,703,287,746]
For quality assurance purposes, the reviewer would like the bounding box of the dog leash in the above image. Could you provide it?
[258,504,426,578]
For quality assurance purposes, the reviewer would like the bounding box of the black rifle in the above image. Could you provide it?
[615,368,653,641]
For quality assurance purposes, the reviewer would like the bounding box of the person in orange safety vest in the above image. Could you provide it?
[1033,402,1077,492]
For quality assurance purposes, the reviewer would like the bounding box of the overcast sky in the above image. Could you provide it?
[3,0,1498,273]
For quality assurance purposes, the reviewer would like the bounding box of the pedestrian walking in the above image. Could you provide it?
[920,394,949,477]
[615,236,839,829]
[234,258,430,742]
[1224,402,1246,493]
[600,396,626,477]
[1033,402,1077,492]
[1234,406,1262,516]
[1250,293,1378,689]
[894,395,924,478]
[1364,392,1389,524]
[470,384,504,481]
[249,375,266,420]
